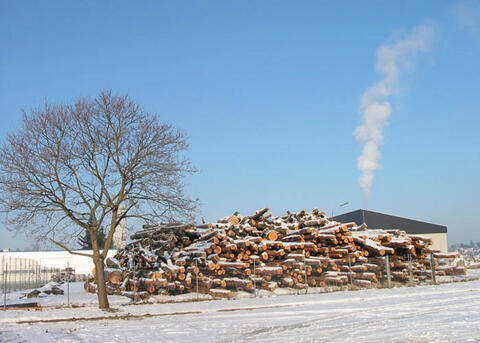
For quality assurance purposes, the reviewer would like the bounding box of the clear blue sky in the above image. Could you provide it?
[1,1,479,249]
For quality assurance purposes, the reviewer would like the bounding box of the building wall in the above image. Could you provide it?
[421,233,448,252]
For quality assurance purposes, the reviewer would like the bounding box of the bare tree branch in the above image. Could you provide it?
[50,239,93,258]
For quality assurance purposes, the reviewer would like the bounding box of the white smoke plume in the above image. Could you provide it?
[355,25,435,196]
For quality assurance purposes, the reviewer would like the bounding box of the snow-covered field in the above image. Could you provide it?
[1,271,480,343]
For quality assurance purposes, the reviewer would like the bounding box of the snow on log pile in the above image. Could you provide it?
[84,208,467,299]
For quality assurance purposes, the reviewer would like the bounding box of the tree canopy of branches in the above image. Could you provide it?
[0,91,197,308]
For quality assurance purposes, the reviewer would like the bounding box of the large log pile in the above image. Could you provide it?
[85,208,466,299]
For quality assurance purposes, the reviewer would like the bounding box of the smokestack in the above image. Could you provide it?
[354,25,435,196]
[113,204,127,249]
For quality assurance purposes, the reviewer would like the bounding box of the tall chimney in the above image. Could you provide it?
[113,204,127,249]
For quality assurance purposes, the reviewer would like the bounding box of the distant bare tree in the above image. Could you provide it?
[0,91,197,309]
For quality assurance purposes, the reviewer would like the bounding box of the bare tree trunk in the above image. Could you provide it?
[92,232,110,309]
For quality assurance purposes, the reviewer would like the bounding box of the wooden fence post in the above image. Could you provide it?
[385,255,392,288]
[430,253,436,285]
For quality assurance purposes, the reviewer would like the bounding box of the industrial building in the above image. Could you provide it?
[332,209,448,252]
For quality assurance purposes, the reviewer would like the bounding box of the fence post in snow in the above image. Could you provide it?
[304,252,308,293]
[385,255,392,289]
[67,262,70,308]
[27,260,30,289]
[408,254,414,285]
[253,257,256,298]
[13,258,16,291]
[31,260,34,289]
[9,258,13,292]
[195,259,199,300]
[430,253,437,285]
[3,263,7,310]
[347,254,353,286]
[12,259,14,291]
[133,264,137,303]
[36,263,39,286]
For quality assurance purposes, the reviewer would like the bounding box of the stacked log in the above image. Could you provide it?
[85,208,466,298]
[434,251,467,275]
[457,247,480,269]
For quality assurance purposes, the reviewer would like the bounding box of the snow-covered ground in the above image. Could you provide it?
[1,270,480,342]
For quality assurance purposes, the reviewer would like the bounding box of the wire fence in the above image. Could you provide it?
[0,256,83,294]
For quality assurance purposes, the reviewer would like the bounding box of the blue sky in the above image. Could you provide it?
[1,1,479,249]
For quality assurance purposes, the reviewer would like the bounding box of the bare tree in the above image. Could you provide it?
[0,91,197,309]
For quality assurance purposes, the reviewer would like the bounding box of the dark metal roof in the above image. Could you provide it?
[331,209,447,234]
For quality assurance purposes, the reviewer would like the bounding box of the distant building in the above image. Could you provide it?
[332,209,448,252]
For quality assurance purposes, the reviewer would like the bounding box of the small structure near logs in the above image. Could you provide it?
[85,208,466,299]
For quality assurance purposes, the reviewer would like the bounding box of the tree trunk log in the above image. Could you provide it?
[92,232,110,309]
